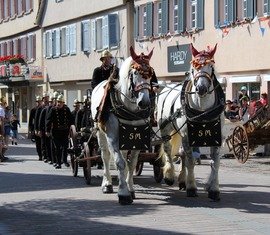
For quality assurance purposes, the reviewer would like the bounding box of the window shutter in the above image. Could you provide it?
[55,28,60,57]
[69,24,76,55]
[197,0,204,29]
[134,6,139,39]
[146,2,153,36]
[268,0,270,15]
[177,0,185,33]
[102,15,109,49]
[66,26,70,54]
[228,0,236,23]
[214,0,219,28]
[108,14,118,48]
[246,0,254,19]
[91,19,96,51]
[48,31,52,58]
[82,20,90,52]
[161,0,168,34]
[27,35,32,60]
[33,34,36,60]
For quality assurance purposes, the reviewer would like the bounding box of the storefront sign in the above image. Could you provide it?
[29,66,44,80]
[167,44,192,72]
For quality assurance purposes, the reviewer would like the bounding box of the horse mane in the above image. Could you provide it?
[118,56,133,91]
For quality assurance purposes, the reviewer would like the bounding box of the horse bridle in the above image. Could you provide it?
[128,67,152,99]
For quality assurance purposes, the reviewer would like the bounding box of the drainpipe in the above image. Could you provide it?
[125,0,135,53]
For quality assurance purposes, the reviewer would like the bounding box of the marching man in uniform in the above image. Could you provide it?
[46,94,73,169]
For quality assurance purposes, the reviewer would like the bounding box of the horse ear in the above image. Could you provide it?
[147,48,154,59]
[208,43,218,58]
[130,46,138,60]
[190,43,200,57]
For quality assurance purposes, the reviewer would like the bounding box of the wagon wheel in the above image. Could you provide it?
[232,125,249,164]
[83,143,92,185]
[135,162,144,176]
[69,125,78,177]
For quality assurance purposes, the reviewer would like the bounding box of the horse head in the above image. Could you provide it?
[190,43,217,97]
[122,46,153,109]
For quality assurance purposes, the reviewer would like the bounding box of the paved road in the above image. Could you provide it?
[0,137,269,235]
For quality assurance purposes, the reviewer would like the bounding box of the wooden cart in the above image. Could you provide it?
[226,105,270,163]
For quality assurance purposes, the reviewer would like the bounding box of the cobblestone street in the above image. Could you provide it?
[0,137,269,235]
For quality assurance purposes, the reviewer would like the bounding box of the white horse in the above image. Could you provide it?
[91,47,154,205]
[157,44,225,201]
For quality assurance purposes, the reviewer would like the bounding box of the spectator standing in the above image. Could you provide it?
[3,105,12,148]
[260,92,268,106]
[10,114,20,145]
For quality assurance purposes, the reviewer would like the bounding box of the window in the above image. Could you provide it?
[25,0,33,13]
[191,0,197,28]
[172,0,185,33]
[60,26,69,55]
[81,20,90,52]
[52,28,60,57]
[143,5,147,36]
[17,0,25,16]
[214,0,236,27]
[69,24,76,55]
[10,0,17,18]
[263,0,270,16]
[173,0,179,32]
[91,13,119,51]
[4,0,10,20]
[45,30,52,58]
[157,2,162,35]
[27,34,36,61]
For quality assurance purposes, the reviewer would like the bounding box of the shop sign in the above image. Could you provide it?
[167,44,192,73]
[29,66,44,80]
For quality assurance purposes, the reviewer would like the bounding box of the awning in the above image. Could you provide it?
[229,76,260,83]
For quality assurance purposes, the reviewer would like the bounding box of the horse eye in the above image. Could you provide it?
[134,70,138,75]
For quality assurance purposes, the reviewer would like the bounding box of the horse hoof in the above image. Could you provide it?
[102,185,113,194]
[164,178,174,186]
[118,195,133,205]
[187,189,198,197]
[179,182,186,191]
[208,191,220,201]
[130,191,136,199]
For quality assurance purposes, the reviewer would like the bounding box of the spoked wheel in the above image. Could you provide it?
[232,125,249,164]
[135,162,144,176]
[83,143,92,185]
[69,125,78,177]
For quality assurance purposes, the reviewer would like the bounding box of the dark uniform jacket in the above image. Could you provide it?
[46,105,73,138]
[91,65,119,89]
[34,106,43,133]
[29,106,37,132]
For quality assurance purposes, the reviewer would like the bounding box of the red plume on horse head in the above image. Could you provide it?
[190,43,217,59]
[130,46,154,64]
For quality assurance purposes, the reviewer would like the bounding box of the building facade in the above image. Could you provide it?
[1,0,270,132]
[134,0,270,101]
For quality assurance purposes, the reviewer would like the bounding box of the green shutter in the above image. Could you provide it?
[177,0,185,32]
[146,2,153,36]
[228,0,236,23]
[197,0,204,29]
[214,0,219,28]
[134,6,139,39]
[161,0,168,34]
[268,0,270,15]
[246,0,255,19]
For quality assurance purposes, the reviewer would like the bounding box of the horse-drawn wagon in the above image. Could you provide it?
[226,105,270,163]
